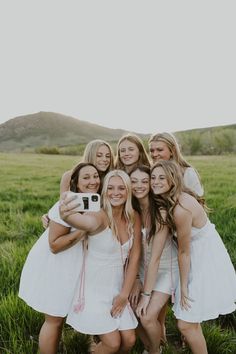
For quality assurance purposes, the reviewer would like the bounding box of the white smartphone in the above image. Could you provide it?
[72,192,101,212]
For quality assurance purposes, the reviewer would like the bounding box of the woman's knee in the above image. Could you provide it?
[177,320,197,335]
[140,313,157,328]
[99,334,121,352]
[121,331,136,350]
[45,315,64,329]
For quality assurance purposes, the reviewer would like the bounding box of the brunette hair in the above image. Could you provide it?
[70,162,101,193]
[151,160,207,233]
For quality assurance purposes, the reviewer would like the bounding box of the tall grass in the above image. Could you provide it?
[0,153,235,353]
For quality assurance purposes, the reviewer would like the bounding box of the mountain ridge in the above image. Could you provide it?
[0,111,235,153]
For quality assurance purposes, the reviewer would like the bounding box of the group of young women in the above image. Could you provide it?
[19,133,236,354]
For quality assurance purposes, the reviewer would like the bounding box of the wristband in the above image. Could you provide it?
[141,291,151,297]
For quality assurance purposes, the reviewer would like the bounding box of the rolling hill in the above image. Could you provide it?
[0,112,140,152]
[0,111,235,154]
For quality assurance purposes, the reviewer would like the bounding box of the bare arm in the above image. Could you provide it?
[48,221,86,253]
[174,205,193,310]
[60,191,106,233]
[60,170,72,195]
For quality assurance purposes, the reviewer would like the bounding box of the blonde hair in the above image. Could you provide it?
[101,169,135,239]
[115,133,151,170]
[83,139,114,171]
[148,132,190,168]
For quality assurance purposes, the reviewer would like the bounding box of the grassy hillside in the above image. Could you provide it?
[0,111,235,155]
[0,111,135,152]
[0,153,235,353]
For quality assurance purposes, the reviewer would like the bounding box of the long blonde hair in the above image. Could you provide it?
[115,133,151,170]
[101,169,135,239]
[83,139,114,171]
[148,132,190,168]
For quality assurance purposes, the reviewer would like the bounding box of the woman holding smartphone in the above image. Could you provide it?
[19,162,101,354]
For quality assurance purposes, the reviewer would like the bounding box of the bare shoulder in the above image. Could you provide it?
[174,193,193,223]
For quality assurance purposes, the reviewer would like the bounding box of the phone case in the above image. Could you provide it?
[73,193,100,212]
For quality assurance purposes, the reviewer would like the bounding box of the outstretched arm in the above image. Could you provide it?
[59,191,105,234]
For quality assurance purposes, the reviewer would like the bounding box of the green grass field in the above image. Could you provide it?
[0,153,236,354]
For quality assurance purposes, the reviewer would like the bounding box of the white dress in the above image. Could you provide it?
[184,167,204,196]
[139,228,179,296]
[18,201,83,317]
[66,227,138,334]
[173,219,236,322]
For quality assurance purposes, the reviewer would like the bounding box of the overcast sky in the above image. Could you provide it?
[0,1,235,134]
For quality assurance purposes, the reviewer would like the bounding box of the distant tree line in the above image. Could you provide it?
[175,128,236,155]
[35,127,236,156]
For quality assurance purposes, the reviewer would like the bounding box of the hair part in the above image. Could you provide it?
[115,133,151,170]
[101,169,135,239]
[129,164,166,241]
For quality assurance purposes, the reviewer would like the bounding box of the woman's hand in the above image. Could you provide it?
[111,294,128,318]
[129,279,143,309]
[59,192,81,220]
[41,213,50,229]
[136,294,151,317]
[180,287,194,311]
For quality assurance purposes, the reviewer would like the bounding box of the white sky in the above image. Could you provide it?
[0,1,235,134]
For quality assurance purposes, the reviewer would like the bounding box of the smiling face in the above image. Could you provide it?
[95,144,111,172]
[150,166,171,195]
[130,169,150,200]
[149,141,172,163]
[119,139,140,167]
[77,165,100,193]
[106,175,128,207]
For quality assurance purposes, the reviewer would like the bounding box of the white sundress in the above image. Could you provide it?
[18,201,83,317]
[173,219,236,323]
[139,228,179,297]
[66,227,138,334]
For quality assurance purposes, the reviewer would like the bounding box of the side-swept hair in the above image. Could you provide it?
[83,139,115,171]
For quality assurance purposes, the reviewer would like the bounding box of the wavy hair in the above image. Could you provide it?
[101,169,135,239]
[151,160,207,234]
[148,132,191,168]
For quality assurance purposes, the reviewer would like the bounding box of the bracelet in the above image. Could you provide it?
[141,291,151,297]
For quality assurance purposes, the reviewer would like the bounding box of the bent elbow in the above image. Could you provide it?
[49,243,59,254]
